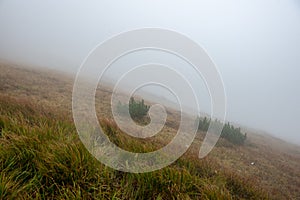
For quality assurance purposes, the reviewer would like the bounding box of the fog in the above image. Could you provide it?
[0,0,299,144]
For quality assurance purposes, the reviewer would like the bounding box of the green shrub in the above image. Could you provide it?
[117,97,150,121]
[198,117,210,132]
[198,118,247,145]
[221,122,246,145]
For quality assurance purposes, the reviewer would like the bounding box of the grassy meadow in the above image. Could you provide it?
[0,63,299,199]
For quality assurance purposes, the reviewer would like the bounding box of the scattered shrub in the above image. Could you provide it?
[198,117,247,145]
[117,97,150,121]
[221,122,247,145]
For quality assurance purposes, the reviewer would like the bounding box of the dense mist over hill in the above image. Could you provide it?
[0,0,300,144]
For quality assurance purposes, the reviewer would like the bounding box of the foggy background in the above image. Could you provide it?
[0,0,299,144]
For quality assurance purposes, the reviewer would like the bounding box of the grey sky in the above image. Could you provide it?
[0,0,299,144]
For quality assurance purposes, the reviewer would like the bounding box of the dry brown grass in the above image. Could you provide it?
[0,62,299,199]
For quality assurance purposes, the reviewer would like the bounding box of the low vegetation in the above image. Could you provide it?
[198,117,247,145]
[117,97,150,124]
[0,95,268,199]
[1,64,299,199]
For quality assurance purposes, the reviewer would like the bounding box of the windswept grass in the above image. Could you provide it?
[0,95,269,199]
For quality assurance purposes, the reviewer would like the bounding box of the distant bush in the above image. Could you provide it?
[221,122,247,145]
[198,117,247,145]
[117,97,150,121]
[198,117,210,132]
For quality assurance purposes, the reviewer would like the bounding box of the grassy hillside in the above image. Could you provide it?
[0,95,268,199]
[0,63,299,199]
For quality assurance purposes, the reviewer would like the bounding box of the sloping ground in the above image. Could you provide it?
[0,63,299,199]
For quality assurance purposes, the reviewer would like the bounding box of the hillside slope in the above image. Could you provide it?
[0,63,299,199]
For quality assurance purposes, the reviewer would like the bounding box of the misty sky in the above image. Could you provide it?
[0,0,299,144]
